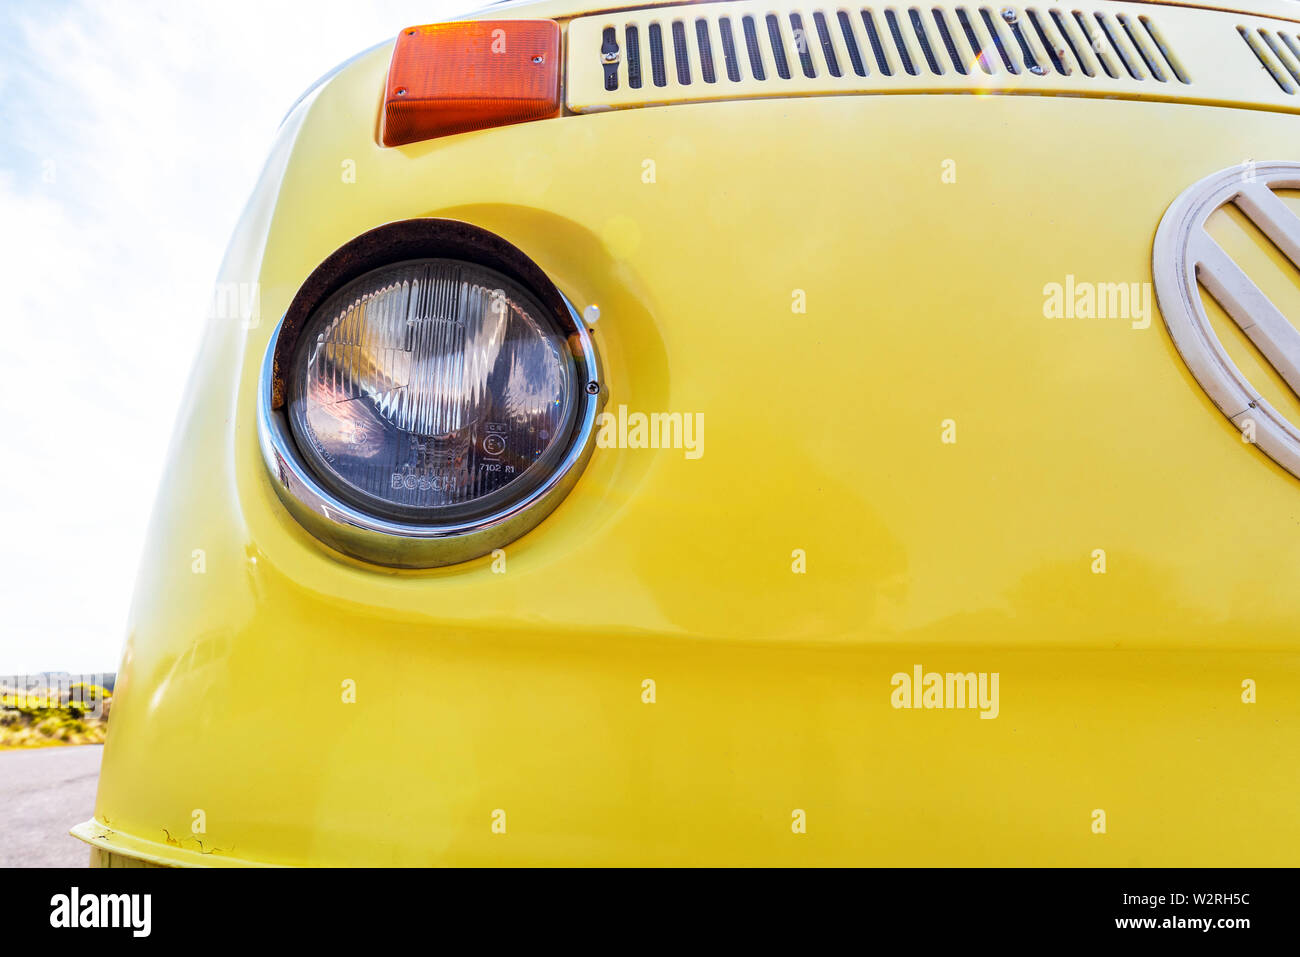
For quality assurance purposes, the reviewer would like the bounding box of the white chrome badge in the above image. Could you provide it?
[1153,161,1300,480]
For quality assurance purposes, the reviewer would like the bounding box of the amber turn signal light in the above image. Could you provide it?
[381,20,561,147]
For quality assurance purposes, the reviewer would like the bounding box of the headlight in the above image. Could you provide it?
[288,259,576,522]
[258,222,603,568]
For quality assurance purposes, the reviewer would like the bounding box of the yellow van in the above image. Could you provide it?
[75,0,1300,866]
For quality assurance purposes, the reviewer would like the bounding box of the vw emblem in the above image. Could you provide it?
[1153,161,1300,480]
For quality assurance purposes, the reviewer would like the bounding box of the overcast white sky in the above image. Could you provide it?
[0,0,473,673]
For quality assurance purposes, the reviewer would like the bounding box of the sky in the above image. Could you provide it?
[0,0,474,673]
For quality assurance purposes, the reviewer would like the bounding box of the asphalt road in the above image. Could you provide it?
[0,745,100,867]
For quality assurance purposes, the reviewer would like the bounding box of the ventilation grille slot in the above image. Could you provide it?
[1237,25,1300,94]
[569,1,1300,114]
[596,5,1191,92]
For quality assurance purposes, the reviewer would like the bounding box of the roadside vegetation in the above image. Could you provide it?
[0,682,111,748]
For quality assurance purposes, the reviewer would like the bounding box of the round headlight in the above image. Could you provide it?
[287,259,576,523]
[257,225,603,569]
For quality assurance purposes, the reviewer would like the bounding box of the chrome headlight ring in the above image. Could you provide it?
[256,221,604,568]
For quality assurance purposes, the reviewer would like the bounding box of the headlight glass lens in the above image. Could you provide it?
[287,259,578,523]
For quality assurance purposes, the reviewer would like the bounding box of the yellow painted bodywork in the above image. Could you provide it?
[77,0,1300,865]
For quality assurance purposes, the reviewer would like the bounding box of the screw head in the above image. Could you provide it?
[395,87,407,96]
[586,381,600,395]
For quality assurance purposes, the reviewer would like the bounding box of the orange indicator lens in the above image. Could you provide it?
[381,20,561,147]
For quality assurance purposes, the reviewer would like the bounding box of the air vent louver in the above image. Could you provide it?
[568,1,1299,113]
[590,5,1190,93]
[1238,25,1300,94]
